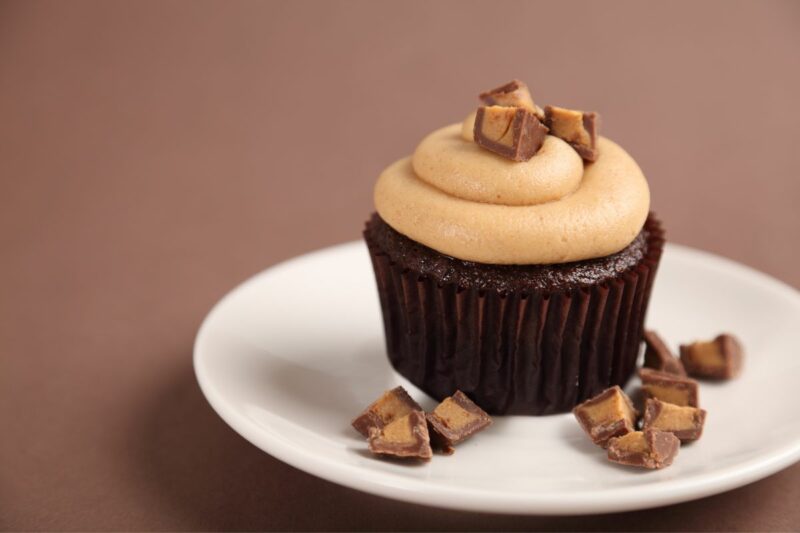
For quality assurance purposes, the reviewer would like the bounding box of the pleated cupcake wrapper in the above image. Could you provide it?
[365,215,665,415]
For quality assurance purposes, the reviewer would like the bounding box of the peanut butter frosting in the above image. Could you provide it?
[374,115,650,265]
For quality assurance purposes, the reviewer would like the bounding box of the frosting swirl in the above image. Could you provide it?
[413,125,583,206]
[374,118,650,265]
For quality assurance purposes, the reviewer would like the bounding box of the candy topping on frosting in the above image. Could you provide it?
[544,105,599,162]
[373,80,651,265]
[473,106,548,162]
[472,80,601,163]
[479,79,545,119]
[473,80,549,162]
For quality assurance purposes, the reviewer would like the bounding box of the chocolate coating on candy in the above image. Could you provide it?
[639,368,700,407]
[607,429,680,469]
[364,213,649,293]
[478,79,545,119]
[426,390,492,454]
[643,330,686,376]
[573,386,638,448]
[544,105,599,161]
[680,333,743,380]
[351,386,422,437]
[642,399,706,442]
[474,106,548,161]
[368,411,433,461]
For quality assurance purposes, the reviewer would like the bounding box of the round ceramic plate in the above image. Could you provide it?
[194,241,800,515]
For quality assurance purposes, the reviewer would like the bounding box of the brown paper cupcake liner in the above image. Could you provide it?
[365,215,665,415]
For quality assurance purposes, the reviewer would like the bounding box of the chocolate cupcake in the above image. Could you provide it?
[364,81,663,415]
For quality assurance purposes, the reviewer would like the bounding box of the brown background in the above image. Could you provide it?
[2,0,799,530]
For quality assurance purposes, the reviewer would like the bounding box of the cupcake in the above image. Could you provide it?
[364,80,663,415]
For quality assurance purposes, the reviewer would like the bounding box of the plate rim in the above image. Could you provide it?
[193,241,800,515]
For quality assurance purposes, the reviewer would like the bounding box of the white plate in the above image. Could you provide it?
[194,241,800,515]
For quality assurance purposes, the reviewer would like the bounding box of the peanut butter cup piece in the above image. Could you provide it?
[607,429,680,469]
[351,386,423,438]
[474,105,548,162]
[479,79,544,119]
[544,105,599,161]
[642,398,706,442]
[368,411,433,461]
[573,386,638,448]
[643,330,686,376]
[639,368,700,407]
[680,333,743,380]
[426,390,492,454]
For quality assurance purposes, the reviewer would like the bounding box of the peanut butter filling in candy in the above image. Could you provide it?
[351,386,422,437]
[426,390,492,454]
[473,105,548,162]
[643,330,686,376]
[642,399,707,442]
[680,333,744,380]
[573,386,638,448]
[368,411,433,461]
[639,367,700,407]
[479,79,545,119]
[544,105,600,162]
[607,429,680,469]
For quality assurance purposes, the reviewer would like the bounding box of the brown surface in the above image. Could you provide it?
[1,0,799,530]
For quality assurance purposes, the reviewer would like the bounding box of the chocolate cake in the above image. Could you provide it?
[364,213,664,415]
[365,213,649,293]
